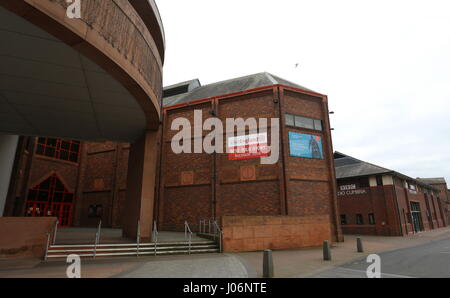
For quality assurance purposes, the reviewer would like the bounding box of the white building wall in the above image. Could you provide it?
[0,134,19,216]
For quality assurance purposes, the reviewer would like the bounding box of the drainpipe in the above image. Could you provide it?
[392,181,404,236]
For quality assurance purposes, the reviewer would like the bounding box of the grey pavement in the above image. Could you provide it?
[309,236,450,278]
[115,254,249,278]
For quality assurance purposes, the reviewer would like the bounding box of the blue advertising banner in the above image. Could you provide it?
[288,132,323,159]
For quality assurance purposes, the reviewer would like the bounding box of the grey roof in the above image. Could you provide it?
[334,152,439,191]
[416,177,447,185]
[334,154,391,179]
[163,79,201,92]
[162,72,315,107]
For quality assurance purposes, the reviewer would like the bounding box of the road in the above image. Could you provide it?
[310,236,450,278]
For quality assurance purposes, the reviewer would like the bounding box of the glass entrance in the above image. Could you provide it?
[25,174,74,227]
[410,202,424,233]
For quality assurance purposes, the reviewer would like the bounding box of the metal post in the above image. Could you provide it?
[263,250,274,278]
[153,220,158,256]
[323,240,331,261]
[137,220,141,257]
[189,233,192,255]
[52,219,59,245]
[44,233,51,261]
[97,220,102,244]
[93,220,101,259]
[357,237,364,253]
[93,232,98,259]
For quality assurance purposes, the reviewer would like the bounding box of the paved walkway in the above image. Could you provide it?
[1,227,449,278]
[233,226,450,278]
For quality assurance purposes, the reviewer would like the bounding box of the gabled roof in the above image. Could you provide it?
[416,178,447,185]
[334,152,438,191]
[334,152,391,179]
[162,72,316,108]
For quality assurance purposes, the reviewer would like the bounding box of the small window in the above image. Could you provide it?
[285,113,323,131]
[376,175,383,186]
[36,138,80,163]
[295,116,314,130]
[285,114,295,126]
[368,213,376,225]
[314,119,323,131]
[340,215,347,225]
[356,214,364,225]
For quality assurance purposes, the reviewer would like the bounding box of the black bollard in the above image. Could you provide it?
[323,240,331,261]
[263,249,274,278]
[357,237,364,253]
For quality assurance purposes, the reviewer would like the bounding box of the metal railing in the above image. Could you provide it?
[199,218,215,234]
[152,220,159,256]
[199,218,223,253]
[52,219,59,245]
[44,232,51,261]
[136,220,141,257]
[212,220,223,253]
[93,220,102,258]
[184,221,193,254]
[44,219,59,261]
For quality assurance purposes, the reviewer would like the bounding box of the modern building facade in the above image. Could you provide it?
[4,73,344,253]
[335,152,448,236]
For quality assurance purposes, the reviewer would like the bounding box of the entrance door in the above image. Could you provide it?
[25,174,74,227]
[411,202,424,232]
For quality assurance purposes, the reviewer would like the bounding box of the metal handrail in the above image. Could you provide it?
[152,220,159,256]
[52,219,59,245]
[213,220,223,253]
[136,220,141,257]
[93,220,102,258]
[184,221,193,255]
[44,232,51,261]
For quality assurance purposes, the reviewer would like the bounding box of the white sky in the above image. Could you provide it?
[156,0,450,185]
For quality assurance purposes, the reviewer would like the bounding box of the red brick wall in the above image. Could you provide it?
[158,86,340,243]
[0,217,56,258]
[338,176,448,236]
[221,215,332,252]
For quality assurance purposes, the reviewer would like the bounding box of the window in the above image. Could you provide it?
[295,115,314,130]
[356,214,364,225]
[285,113,323,131]
[285,114,295,126]
[368,213,376,225]
[88,205,103,218]
[25,174,74,226]
[340,215,347,225]
[376,175,383,186]
[36,138,80,163]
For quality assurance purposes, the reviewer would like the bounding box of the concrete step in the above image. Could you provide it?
[45,241,220,260]
[48,244,218,253]
[46,248,220,259]
[50,240,216,248]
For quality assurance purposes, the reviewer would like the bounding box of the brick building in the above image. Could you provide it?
[335,152,448,236]
[416,178,450,225]
[3,138,130,228]
[4,73,343,250]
